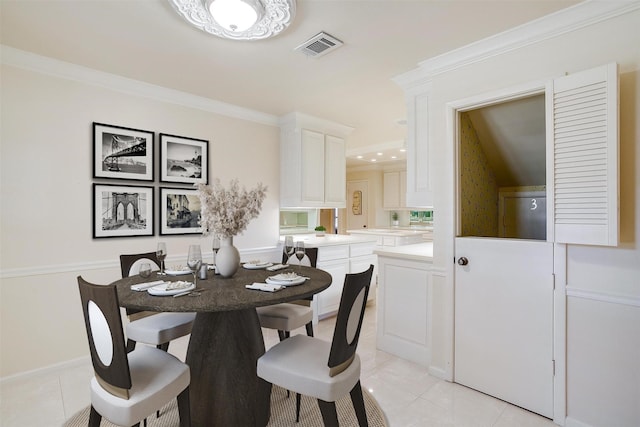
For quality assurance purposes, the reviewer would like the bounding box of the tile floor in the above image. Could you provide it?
[0,305,556,426]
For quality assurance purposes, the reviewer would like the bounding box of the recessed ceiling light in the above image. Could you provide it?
[371,159,377,162]
[377,152,383,156]
[399,148,406,152]
[356,155,363,159]
[391,156,397,159]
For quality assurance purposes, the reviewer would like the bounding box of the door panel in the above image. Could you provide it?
[455,237,554,417]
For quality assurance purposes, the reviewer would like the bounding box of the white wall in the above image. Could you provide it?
[0,61,281,376]
[417,7,640,427]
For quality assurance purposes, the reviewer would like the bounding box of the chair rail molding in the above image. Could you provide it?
[566,287,640,308]
[0,246,280,279]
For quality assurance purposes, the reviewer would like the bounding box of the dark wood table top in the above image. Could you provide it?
[113,264,332,313]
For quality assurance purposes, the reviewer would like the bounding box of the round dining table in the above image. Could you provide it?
[113,264,332,426]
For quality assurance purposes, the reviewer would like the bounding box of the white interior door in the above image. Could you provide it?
[454,237,554,417]
[347,180,368,230]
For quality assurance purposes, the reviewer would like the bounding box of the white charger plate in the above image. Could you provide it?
[266,276,306,286]
[165,269,192,276]
[148,282,195,296]
[243,262,273,270]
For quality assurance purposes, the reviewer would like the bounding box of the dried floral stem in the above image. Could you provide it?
[196,179,267,239]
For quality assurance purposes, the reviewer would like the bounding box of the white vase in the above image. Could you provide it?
[216,236,240,278]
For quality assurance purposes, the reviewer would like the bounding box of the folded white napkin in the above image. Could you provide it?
[245,282,284,292]
[131,280,164,291]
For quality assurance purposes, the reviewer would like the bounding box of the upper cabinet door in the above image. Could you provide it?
[324,135,346,205]
[301,129,326,204]
[406,92,434,208]
[546,63,618,246]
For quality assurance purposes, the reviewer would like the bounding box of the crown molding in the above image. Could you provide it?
[0,45,279,127]
[278,111,354,137]
[394,0,640,89]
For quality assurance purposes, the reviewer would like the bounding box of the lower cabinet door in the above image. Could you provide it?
[315,259,349,319]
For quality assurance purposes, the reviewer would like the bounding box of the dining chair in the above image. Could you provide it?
[77,276,191,427]
[120,252,196,353]
[256,247,318,341]
[257,265,374,426]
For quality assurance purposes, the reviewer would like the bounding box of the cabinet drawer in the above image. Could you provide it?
[350,241,376,257]
[317,245,349,262]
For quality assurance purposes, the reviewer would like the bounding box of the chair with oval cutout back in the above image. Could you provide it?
[256,247,319,341]
[120,252,196,353]
[257,265,374,425]
[77,276,191,427]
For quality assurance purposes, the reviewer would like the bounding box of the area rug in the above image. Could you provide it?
[64,385,388,426]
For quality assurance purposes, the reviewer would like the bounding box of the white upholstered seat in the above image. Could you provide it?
[257,265,374,426]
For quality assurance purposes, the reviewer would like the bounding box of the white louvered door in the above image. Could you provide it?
[547,63,619,246]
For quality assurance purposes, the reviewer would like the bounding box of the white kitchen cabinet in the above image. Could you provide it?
[396,85,434,208]
[310,239,378,323]
[383,170,407,209]
[280,113,353,208]
[376,253,432,367]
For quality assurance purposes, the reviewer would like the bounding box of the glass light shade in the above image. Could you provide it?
[209,0,260,32]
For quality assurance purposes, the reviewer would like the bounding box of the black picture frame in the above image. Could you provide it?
[93,183,154,238]
[93,122,154,181]
[159,187,203,235]
[159,133,208,184]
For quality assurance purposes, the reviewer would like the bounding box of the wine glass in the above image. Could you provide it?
[284,235,294,263]
[156,242,167,275]
[295,241,305,266]
[187,245,202,285]
[139,262,152,279]
[212,235,220,266]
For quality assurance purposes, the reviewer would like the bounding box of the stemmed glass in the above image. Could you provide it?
[187,245,202,285]
[295,241,305,266]
[284,236,294,263]
[156,242,167,275]
[212,235,220,267]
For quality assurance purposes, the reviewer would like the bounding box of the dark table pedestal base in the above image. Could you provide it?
[186,309,271,426]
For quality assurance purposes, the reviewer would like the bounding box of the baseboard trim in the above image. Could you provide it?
[564,416,594,427]
[0,356,90,384]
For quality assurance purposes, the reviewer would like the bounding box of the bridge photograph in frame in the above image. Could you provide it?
[93,122,154,181]
[93,183,154,238]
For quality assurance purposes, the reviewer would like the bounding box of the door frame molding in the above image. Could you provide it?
[445,79,567,424]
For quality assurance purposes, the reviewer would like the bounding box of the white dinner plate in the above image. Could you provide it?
[266,276,306,286]
[148,282,195,296]
[243,262,273,270]
[165,269,192,276]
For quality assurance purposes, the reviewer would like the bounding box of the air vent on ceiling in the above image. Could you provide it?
[295,32,343,58]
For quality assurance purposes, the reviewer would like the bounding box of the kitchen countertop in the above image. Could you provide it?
[280,233,377,247]
[374,242,434,262]
[347,228,432,237]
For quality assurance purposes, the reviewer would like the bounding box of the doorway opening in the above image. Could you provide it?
[458,94,546,240]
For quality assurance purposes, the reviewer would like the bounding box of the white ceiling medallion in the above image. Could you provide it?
[168,0,296,41]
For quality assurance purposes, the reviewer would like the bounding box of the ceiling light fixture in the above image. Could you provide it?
[168,0,296,40]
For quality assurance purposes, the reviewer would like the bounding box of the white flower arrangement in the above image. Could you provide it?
[196,178,267,238]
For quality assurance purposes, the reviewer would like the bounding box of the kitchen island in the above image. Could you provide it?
[374,242,434,367]
[347,227,432,246]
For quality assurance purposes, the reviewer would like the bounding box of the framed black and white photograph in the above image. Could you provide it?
[159,187,203,235]
[93,184,154,238]
[93,122,154,181]
[160,133,208,184]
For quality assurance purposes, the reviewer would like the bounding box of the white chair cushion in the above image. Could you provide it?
[90,345,190,426]
[257,334,360,402]
[126,312,196,345]
[256,303,312,331]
